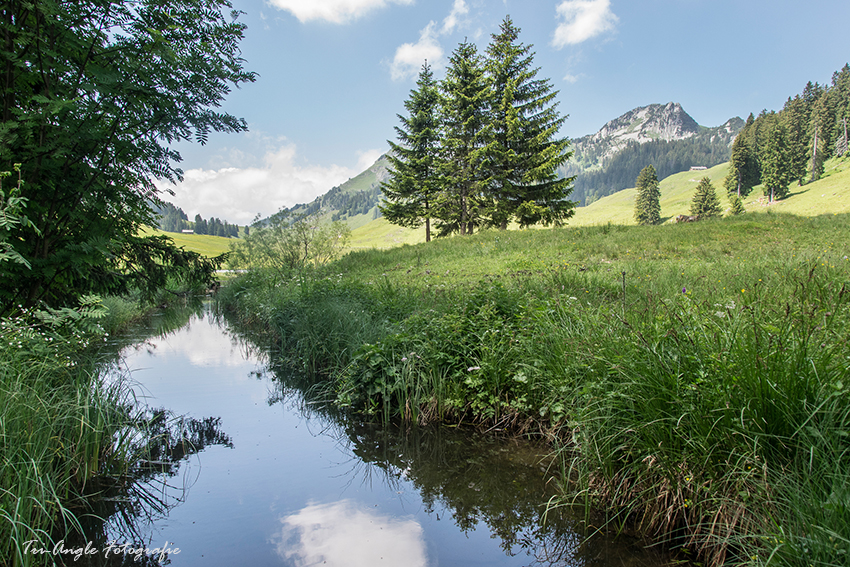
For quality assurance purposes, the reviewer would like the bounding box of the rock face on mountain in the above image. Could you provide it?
[589,102,699,146]
[566,103,741,175]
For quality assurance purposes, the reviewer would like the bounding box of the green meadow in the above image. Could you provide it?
[218,156,850,566]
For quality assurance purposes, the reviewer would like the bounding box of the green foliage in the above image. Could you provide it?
[728,193,746,215]
[483,17,574,229]
[724,131,759,197]
[0,165,39,268]
[228,211,351,274]
[690,177,721,219]
[0,304,131,566]
[381,17,574,236]
[633,164,661,225]
[760,116,793,202]
[0,0,255,312]
[380,63,442,242]
[435,40,491,237]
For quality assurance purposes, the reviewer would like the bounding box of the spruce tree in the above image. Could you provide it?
[483,17,574,229]
[633,165,661,225]
[690,177,721,219]
[760,120,793,202]
[729,193,746,215]
[380,63,442,242]
[435,41,491,237]
[724,132,758,197]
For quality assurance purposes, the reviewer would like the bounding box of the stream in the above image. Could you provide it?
[83,303,672,567]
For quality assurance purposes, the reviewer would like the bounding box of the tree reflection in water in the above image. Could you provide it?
[63,409,233,566]
[220,309,673,567]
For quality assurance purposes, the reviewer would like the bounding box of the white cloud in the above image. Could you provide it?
[441,0,469,34]
[272,500,428,567]
[158,143,381,225]
[390,21,444,81]
[552,0,618,48]
[563,73,580,83]
[267,0,413,24]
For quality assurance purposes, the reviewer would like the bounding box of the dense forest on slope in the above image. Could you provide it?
[727,64,850,201]
[151,201,243,237]
[569,134,737,205]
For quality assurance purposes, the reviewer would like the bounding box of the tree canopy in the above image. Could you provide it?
[381,17,575,237]
[633,165,661,225]
[380,63,442,242]
[0,0,255,312]
[690,177,721,219]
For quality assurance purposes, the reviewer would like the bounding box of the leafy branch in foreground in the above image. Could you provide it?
[0,0,255,313]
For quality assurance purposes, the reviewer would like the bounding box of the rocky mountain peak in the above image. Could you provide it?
[588,102,700,146]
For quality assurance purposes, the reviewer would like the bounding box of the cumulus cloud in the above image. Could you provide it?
[390,21,444,81]
[158,143,381,225]
[272,500,428,567]
[441,0,469,34]
[267,0,413,24]
[552,0,618,48]
[389,1,474,82]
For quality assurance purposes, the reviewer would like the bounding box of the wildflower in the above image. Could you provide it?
[682,287,687,294]
[467,366,480,372]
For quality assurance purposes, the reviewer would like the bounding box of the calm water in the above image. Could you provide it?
[84,305,670,567]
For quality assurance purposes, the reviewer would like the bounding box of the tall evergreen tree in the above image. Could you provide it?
[633,165,661,225]
[435,41,492,237]
[782,95,810,185]
[809,91,836,182]
[380,63,442,242]
[483,17,574,229]
[690,177,721,219]
[760,120,793,202]
[724,132,758,197]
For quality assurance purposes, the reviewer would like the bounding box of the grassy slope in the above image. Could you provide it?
[347,156,850,248]
[141,226,233,258]
[153,156,849,257]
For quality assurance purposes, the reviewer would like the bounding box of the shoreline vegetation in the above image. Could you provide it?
[217,211,850,566]
[0,296,208,567]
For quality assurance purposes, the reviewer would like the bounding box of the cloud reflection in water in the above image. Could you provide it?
[272,500,428,567]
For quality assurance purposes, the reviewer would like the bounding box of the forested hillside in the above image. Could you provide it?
[151,201,244,237]
[725,64,850,201]
[569,131,739,205]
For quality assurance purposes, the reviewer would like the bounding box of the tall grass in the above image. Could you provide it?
[0,306,145,567]
[218,213,850,566]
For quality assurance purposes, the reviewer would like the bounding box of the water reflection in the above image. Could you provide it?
[76,303,675,567]
[272,500,428,567]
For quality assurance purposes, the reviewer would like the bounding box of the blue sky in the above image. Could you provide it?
[163,0,850,225]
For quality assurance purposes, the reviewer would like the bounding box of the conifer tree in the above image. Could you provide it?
[729,193,746,215]
[483,17,574,229]
[435,41,491,237]
[724,132,758,197]
[633,165,661,225]
[781,95,810,185]
[380,63,442,242]
[690,177,721,219]
[760,120,793,202]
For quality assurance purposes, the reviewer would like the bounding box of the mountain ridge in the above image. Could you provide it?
[290,102,742,222]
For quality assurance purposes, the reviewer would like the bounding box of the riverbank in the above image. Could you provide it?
[217,213,850,567]
[0,296,205,567]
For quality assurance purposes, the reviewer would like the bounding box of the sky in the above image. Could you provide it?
[161,0,850,225]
